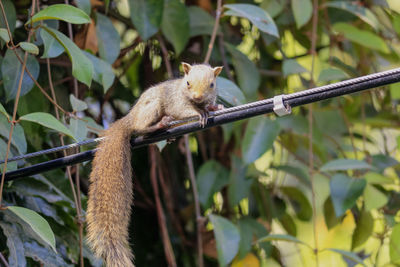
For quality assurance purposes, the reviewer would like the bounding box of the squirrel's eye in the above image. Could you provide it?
[187,81,190,86]
[210,83,214,88]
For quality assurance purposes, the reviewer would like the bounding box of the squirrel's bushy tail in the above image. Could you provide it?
[86,117,134,267]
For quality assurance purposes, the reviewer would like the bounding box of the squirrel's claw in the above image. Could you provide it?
[207,104,224,111]
[198,111,208,128]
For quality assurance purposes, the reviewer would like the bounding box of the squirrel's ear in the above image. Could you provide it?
[182,62,192,75]
[213,66,223,77]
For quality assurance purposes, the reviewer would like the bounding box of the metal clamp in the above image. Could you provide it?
[273,95,291,117]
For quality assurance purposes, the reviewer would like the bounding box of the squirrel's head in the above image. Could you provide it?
[182,62,223,104]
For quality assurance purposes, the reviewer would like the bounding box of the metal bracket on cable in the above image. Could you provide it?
[273,95,291,116]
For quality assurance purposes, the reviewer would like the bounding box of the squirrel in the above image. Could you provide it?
[86,62,223,267]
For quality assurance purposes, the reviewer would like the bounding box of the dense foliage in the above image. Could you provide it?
[0,0,399,266]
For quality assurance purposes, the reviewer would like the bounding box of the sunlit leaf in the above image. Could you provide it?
[257,234,308,247]
[27,4,90,25]
[20,112,76,140]
[8,206,56,252]
[320,159,373,171]
[42,26,93,86]
[232,252,260,267]
[209,214,240,266]
[225,4,279,37]
[364,184,388,211]
[390,224,400,264]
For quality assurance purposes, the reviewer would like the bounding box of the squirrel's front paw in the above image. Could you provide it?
[198,112,208,128]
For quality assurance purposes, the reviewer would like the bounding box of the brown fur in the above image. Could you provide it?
[86,63,223,267]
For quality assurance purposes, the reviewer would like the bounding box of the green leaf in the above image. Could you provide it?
[20,112,76,140]
[390,224,400,264]
[325,1,380,30]
[69,117,87,142]
[0,138,17,171]
[19,42,39,55]
[291,0,312,28]
[272,165,310,187]
[0,103,9,119]
[1,49,40,101]
[364,184,388,211]
[242,117,280,164]
[188,6,215,37]
[40,27,65,59]
[0,115,27,155]
[225,43,260,100]
[76,0,91,15]
[282,59,307,76]
[0,221,27,267]
[129,0,163,40]
[257,234,307,246]
[281,187,312,221]
[224,4,279,38]
[364,172,392,185]
[351,210,373,249]
[326,248,366,266]
[0,0,16,36]
[237,217,254,259]
[391,82,400,100]
[318,68,349,82]
[323,197,341,229]
[216,77,246,106]
[330,174,366,217]
[96,12,121,64]
[320,159,373,172]
[161,0,189,54]
[83,51,115,92]
[209,214,240,266]
[27,4,90,25]
[7,206,56,252]
[332,23,389,54]
[197,160,229,209]
[42,26,93,86]
[228,156,252,208]
[69,94,88,112]
[0,28,10,42]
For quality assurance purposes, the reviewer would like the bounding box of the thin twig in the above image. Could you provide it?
[339,104,358,159]
[157,34,173,78]
[46,58,84,266]
[150,146,177,267]
[0,251,9,267]
[309,0,319,265]
[184,135,204,267]
[204,0,223,64]
[217,33,234,81]
[0,0,36,206]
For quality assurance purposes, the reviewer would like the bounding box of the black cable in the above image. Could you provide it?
[2,68,400,181]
